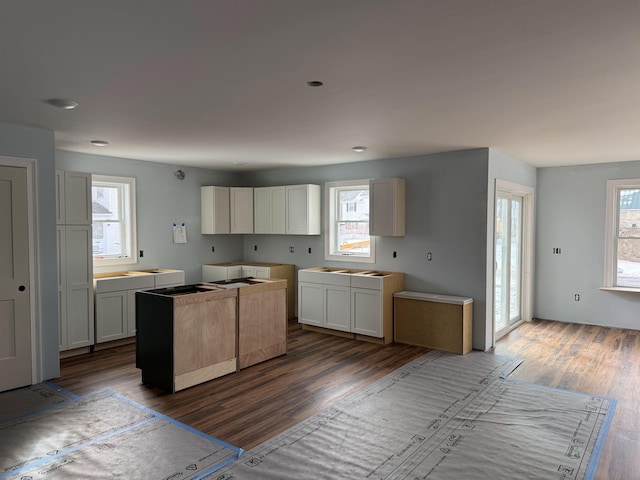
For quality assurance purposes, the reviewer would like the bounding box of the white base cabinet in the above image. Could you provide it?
[298,268,404,343]
[94,269,185,344]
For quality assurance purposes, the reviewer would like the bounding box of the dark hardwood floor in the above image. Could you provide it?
[55,318,639,479]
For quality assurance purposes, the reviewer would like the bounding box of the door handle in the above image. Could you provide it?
[18,285,26,292]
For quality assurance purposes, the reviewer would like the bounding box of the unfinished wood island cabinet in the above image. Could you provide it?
[136,285,238,393]
[237,278,287,369]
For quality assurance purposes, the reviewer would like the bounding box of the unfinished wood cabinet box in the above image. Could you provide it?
[393,291,473,354]
[238,279,287,369]
[136,286,238,392]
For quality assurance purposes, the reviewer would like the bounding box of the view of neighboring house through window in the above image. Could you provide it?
[325,180,375,263]
[605,179,640,288]
[92,175,137,266]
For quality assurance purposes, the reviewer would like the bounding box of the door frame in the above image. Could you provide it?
[492,179,535,345]
[0,155,41,385]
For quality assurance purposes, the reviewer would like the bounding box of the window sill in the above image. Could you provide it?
[599,286,640,294]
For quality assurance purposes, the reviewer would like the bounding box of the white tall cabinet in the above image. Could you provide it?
[56,170,94,352]
[201,186,230,234]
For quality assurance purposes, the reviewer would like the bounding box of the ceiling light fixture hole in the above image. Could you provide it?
[90,140,109,147]
[306,81,324,87]
[352,146,367,153]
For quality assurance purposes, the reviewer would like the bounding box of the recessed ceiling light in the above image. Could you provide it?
[90,140,109,147]
[306,81,324,87]
[46,98,78,109]
[232,161,248,166]
[352,146,367,153]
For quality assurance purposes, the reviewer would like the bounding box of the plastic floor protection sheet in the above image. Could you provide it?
[210,350,616,480]
[0,390,243,480]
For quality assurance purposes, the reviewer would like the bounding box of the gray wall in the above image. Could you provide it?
[242,149,491,349]
[56,151,245,283]
[0,123,59,379]
[536,160,640,329]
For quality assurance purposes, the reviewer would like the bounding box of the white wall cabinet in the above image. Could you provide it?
[202,184,319,235]
[254,186,285,234]
[56,170,94,352]
[369,177,405,236]
[201,186,230,234]
[230,187,254,233]
[286,184,321,235]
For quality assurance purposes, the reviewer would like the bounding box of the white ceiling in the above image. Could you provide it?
[2,0,639,171]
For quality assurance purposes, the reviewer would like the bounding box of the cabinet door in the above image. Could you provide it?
[254,187,271,234]
[351,288,382,337]
[55,171,65,225]
[298,282,324,326]
[228,265,243,279]
[230,187,254,233]
[270,186,286,234]
[95,291,128,343]
[254,266,270,278]
[285,185,321,235]
[254,186,286,234]
[201,186,230,234]
[64,171,92,225]
[202,265,227,282]
[65,226,94,348]
[369,178,405,236]
[128,290,139,337]
[57,226,67,350]
[324,285,351,332]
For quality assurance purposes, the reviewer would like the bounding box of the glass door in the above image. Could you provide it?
[495,191,523,339]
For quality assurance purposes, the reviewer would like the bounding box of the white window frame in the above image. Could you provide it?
[603,178,640,291]
[92,174,137,267]
[324,179,376,263]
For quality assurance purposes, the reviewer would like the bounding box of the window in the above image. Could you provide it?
[92,175,137,266]
[604,179,640,289]
[325,180,375,263]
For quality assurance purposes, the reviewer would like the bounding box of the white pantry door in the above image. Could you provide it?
[0,165,32,392]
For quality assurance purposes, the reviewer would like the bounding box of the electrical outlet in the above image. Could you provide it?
[211,246,215,252]
[308,247,312,254]
[427,252,432,261]
[553,247,562,254]
[574,293,580,301]
[254,245,258,251]
[393,251,397,258]
[139,250,144,258]
[289,246,295,253]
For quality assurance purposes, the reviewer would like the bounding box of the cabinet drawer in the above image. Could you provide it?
[94,273,155,293]
[298,270,351,286]
[350,274,384,290]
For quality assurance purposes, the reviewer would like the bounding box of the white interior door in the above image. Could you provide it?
[0,165,32,392]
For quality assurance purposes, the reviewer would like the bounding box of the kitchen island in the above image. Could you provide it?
[136,278,287,393]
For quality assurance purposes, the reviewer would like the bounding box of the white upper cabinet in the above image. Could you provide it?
[201,186,230,234]
[286,184,321,235]
[56,170,92,225]
[254,186,285,234]
[230,187,254,234]
[369,177,405,236]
